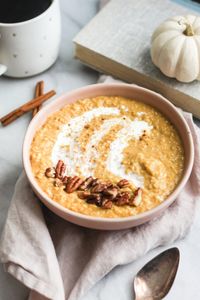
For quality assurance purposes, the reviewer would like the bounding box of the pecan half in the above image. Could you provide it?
[106,183,117,189]
[117,179,130,188]
[55,160,66,179]
[62,176,70,184]
[54,178,63,187]
[78,176,94,190]
[86,193,102,206]
[103,187,118,199]
[65,176,83,193]
[115,192,130,206]
[60,164,66,177]
[102,198,113,209]
[77,191,91,199]
[45,167,56,178]
[91,183,107,193]
[90,178,102,187]
[86,198,96,204]
[129,188,142,206]
[95,197,103,207]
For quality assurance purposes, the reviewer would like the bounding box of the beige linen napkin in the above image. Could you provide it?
[0,78,200,300]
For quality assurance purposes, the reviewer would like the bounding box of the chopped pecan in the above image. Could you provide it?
[115,192,130,206]
[103,187,118,199]
[78,176,94,190]
[62,176,70,184]
[87,193,102,201]
[44,160,142,210]
[55,160,66,179]
[95,197,103,207]
[91,183,107,193]
[77,191,91,199]
[86,193,102,206]
[86,198,96,204]
[60,164,66,177]
[106,183,117,189]
[129,188,142,206]
[45,167,55,178]
[54,178,63,187]
[102,199,113,209]
[90,178,102,187]
[117,179,130,188]
[65,176,83,193]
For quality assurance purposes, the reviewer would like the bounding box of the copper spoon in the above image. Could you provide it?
[134,248,180,300]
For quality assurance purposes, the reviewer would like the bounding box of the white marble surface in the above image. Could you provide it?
[0,1,200,299]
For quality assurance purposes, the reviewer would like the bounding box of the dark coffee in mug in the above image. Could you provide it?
[0,0,52,23]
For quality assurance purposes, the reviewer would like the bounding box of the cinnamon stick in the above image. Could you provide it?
[1,90,56,126]
[32,81,44,117]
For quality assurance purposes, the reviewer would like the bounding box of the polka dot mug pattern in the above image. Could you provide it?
[0,0,61,78]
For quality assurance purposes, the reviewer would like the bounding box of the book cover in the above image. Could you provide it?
[74,0,200,118]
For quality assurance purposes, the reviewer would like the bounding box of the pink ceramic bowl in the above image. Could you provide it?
[23,83,194,230]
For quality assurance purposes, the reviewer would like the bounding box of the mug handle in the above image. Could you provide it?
[0,64,7,76]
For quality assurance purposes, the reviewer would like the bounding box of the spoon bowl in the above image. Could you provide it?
[134,247,180,300]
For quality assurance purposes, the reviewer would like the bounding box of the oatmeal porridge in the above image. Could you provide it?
[30,96,184,218]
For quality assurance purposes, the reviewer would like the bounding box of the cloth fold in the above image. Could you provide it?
[0,78,200,300]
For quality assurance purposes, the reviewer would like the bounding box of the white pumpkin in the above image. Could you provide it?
[151,15,200,83]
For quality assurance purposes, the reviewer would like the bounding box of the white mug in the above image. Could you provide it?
[0,0,61,78]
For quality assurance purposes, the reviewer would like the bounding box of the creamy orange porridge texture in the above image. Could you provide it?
[30,96,184,218]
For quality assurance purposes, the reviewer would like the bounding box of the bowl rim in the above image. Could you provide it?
[23,83,194,224]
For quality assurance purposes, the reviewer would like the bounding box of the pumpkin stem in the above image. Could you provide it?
[183,23,194,36]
